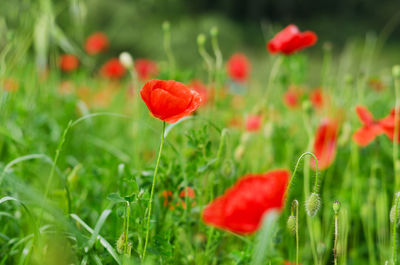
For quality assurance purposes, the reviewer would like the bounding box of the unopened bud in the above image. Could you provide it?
[306,193,321,217]
[116,232,126,254]
[393,65,400,79]
[197,34,206,47]
[119,52,133,69]
[333,200,341,215]
[287,215,296,235]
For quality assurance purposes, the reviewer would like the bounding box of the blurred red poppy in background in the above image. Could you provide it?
[226,53,251,83]
[267,24,317,55]
[140,79,202,123]
[100,58,126,79]
[283,86,303,108]
[246,115,262,132]
[309,89,324,109]
[353,106,384,146]
[380,108,400,143]
[202,169,289,234]
[135,59,159,81]
[85,32,109,55]
[59,54,79,73]
[188,80,209,105]
[312,119,338,170]
[3,78,19,92]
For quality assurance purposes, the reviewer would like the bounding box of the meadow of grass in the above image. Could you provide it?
[2,2,400,265]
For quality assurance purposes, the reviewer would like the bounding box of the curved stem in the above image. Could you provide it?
[142,121,166,260]
[285,152,320,208]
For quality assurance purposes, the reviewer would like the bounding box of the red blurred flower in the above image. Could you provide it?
[140,79,202,123]
[3,78,19,92]
[246,115,262,132]
[59,54,79,73]
[179,187,195,198]
[283,86,302,108]
[267,24,317,55]
[310,89,324,109]
[85,32,109,55]
[311,119,338,170]
[135,59,159,81]
[226,53,251,83]
[379,108,400,143]
[202,169,289,234]
[100,58,126,79]
[353,106,384,146]
[228,116,243,129]
[188,80,209,106]
[368,78,386,92]
[284,261,302,265]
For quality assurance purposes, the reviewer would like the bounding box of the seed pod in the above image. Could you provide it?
[333,200,341,214]
[116,232,126,254]
[306,193,321,217]
[287,215,296,235]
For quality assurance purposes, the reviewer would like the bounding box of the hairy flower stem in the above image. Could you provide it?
[394,74,400,191]
[392,194,400,265]
[124,201,130,255]
[333,201,341,265]
[142,121,166,260]
[290,200,300,265]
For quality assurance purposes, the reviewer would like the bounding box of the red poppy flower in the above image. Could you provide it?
[283,86,302,108]
[179,187,195,198]
[353,106,384,146]
[267,24,317,55]
[226,53,251,83]
[100,58,126,79]
[310,89,324,109]
[59,54,79,73]
[85,32,109,55]
[379,108,400,143]
[311,119,338,170]
[135,59,159,81]
[246,115,262,132]
[140,79,202,123]
[188,80,209,106]
[202,169,289,234]
[3,78,19,92]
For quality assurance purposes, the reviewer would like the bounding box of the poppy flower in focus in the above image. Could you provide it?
[140,79,202,123]
[246,115,262,132]
[135,59,159,81]
[85,32,109,55]
[226,53,251,83]
[59,54,79,73]
[352,106,384,146]
[267,24,317,55]
[311,119,339,170]
[188,80,209,106]
[3,78,19,92]
[202,169,290,234]
[283,86,302,108]
[100,58,126,79]
[310,89,324,109]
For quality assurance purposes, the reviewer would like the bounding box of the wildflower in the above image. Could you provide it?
[226,53,251,83]
[100,58,126,79]
[311,118,338,170]
[380,108,400,143]
[283,85,302,108]
[309,89,324,109]
[305,192,321,217]
[202,169,289,234]
[59,54,79,73]
[353,106,384,146]
[3,78,19,92]
[135,59,158,81]
[267,24,317,55]
[85,32,109,55]
[245,115,262,132]
[140,79,202,123]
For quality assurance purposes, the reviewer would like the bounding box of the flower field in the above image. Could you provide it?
[1,1,400,265]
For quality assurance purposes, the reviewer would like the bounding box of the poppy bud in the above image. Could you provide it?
[287,215,296,235]
[306,193,321,217]
[393,65,400,79]
[333,200,341,214]
[390,192,400,226]
[162,21,170,32]
[116,232,126,254]
[126,242,132,256]
[210,27,218,37]
[119,52,133,69]
[197,34,206,47]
